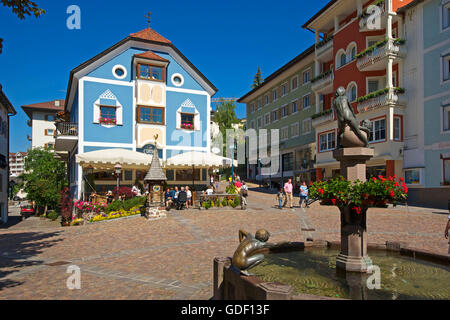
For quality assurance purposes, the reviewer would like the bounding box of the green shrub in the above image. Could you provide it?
[234,197,241,207]
[215,199,221,207]
[105,197,146,213]
[105,200,123,213]
[222,198,228,207]
[122,196,146,211]
[47,211,59,221]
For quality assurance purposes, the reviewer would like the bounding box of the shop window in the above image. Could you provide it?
[176,169,200,181]
[282,153,294,172]
[405,169,422,185]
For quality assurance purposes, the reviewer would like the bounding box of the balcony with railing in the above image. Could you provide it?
[357,87,406,113]
[312,109,335,128]
[311,70,334,94]
[356,39,406,71]
[315,36,334,61]
[55,122,78,152]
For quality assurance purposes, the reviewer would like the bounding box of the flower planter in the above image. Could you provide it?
[362,199,375,207]
[375,200,388,208]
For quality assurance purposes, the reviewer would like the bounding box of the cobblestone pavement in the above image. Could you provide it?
[0,184,448,300]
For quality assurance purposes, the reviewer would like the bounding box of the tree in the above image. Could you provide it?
[0,0,45,54]
[22,148,67,215]
[251,67,264,89]
[213,99,239,138]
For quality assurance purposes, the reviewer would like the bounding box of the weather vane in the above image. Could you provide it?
[145,11,152,29]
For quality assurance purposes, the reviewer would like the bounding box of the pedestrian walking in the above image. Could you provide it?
[299,181,310,208]
[284,179,294,208]
[276,188,284,209]
[445,213,450,254]
[240,181,248,209]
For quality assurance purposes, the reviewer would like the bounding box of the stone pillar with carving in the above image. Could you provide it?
[333,145,374,272]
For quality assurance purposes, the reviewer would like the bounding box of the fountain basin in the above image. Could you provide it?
[213,241,450,300]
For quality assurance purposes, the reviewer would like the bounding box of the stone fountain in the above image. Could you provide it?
[332,86,374,273]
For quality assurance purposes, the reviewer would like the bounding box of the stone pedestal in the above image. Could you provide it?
[333,147,374,181]
[333,147,374,273]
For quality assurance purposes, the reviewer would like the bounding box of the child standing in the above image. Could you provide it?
[276,188,284,209]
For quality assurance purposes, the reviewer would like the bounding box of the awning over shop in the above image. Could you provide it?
[75,149,237,169]
[165,151,237,168]
[76,149,155,167]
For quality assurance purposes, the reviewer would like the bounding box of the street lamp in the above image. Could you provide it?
[257,158,262,188]
[229,141,237,182]
[114,164,122,197]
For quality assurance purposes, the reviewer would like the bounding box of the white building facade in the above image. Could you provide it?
[0,84,17,224]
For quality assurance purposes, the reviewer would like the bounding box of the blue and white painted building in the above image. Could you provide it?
[55,27,219,199]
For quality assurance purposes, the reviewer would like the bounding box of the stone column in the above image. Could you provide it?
[333,147,374,272]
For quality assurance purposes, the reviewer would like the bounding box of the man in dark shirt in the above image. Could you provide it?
[177,187,188,210]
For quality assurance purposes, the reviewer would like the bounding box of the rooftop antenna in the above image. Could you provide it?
[145,11,152,29]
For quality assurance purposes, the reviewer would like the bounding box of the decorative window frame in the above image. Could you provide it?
[441,49,450,85]
[440,0,450,33]
[393,114,404,141]
[302,68,311,85]
[280,126,289,141]
[281,82,288,96]
[273,89,278,102]
[346,81,358,102]
[291,100,298,114]
[264,112,271,126]
[176,99,200,132]
[171,73,185,87]
[272,110,278,123]
[112,64,127,80]
[264,95,269,106]
[291,122,300,138]
[257,116,263,129]
[318,129,336,153]
[302,94,311,110]
[93,90,123,128]
[302,118,312,135]
[335,49,347,69]
[291,75,299,91]
[440,98,450,135]
[368,116,387,144]
[281,104,288,118]
[346,42,357,63]
[137,63,166,82]
[137,106,165,125]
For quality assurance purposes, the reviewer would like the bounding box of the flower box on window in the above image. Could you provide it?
[99,117,117,125]
[181,123,194,130]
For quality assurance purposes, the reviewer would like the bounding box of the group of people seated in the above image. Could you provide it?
[164,186,193,210]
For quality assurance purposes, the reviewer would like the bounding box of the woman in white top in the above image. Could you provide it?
[186,186,192,209]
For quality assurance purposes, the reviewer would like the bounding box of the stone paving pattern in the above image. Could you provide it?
[0,184,448,299]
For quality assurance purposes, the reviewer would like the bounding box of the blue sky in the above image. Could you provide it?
[0,0,327,153]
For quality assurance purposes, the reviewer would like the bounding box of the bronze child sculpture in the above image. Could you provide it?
[333,86,371,148]
[232,229,285,276]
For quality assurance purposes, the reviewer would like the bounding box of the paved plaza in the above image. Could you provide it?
[0,184,448,300]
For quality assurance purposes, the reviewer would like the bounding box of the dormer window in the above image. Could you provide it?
[137,63,165,82]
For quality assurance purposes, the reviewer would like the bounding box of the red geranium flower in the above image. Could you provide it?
[390,190,395,198]
[354,207,362,215]
[331,199,337,205]
[318,188,324,195]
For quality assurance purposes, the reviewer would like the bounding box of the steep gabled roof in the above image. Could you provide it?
[64,28,217,112]
[130,28,172,44]
[134,51,170,62]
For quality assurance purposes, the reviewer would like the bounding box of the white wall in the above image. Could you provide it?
[31,111,56,149]
[0,104,8,223]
